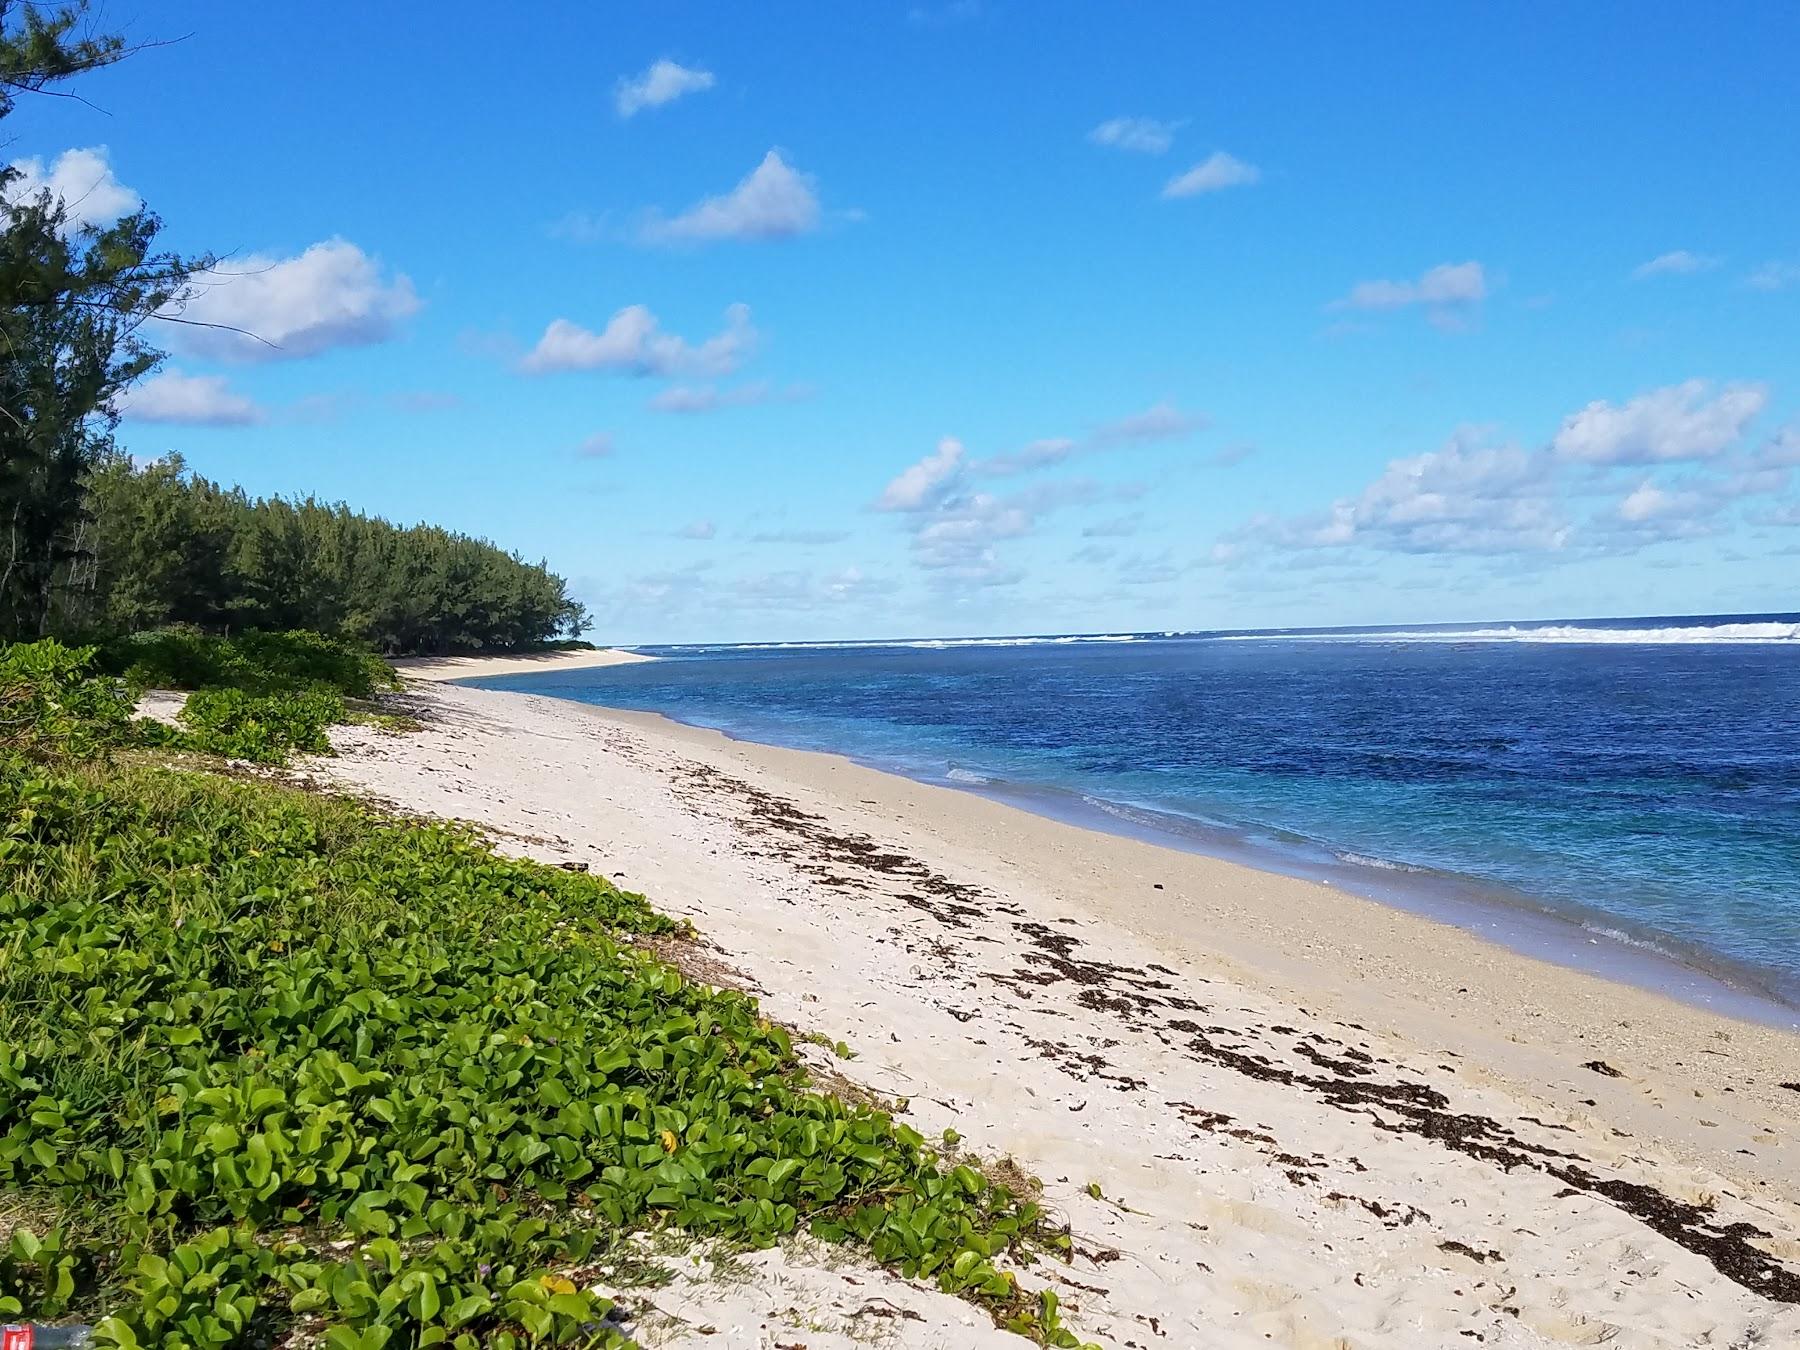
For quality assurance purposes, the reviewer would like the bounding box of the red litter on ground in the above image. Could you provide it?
[2,1325,33,1350]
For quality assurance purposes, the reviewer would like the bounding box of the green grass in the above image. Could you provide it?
[0,643,1093,1350]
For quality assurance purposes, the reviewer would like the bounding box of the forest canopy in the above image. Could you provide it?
[54,454,590,654]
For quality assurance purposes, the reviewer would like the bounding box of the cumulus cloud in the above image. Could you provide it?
[677,519,717,540]
[1088,117,1180,155]
[615,59,715,117]
[521,303,755,377]
[875,436,1144,586]
[1631,250,1719,279]
[642,151,821,244]
[1552,380,1767,465]
[1227,431,1567,557]
[115,369,263,426]
[876,437,966,512]
[174,240,420,362]
[1747,260,1800,292]
[1331,261,1487,323]
[1214,379,1786,566]
[909,491,1031,582]
[1161,151,1260,199]
[1616,480,1715,526]
[3,146,139,228]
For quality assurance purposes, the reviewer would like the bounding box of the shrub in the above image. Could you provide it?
[176,685,347,763]
[103,629,398,700]
[0,640,135,760]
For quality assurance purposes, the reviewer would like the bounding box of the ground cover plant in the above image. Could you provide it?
[0,642,1093,1348]
[97,630,397,765]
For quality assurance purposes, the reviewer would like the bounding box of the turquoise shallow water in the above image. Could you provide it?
[474,613,1800,1018]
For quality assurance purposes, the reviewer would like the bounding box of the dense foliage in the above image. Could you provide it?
[51,457,591,654]
[0,642,1093,1348]
[103,628,398,701]
[1,5,203,641]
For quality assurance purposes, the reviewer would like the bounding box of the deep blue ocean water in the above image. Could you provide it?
[473,614,1800,1017]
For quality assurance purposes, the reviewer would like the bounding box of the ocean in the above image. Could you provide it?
[471,613,1800,1023]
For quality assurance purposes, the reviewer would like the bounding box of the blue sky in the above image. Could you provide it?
[7,1,1798,642]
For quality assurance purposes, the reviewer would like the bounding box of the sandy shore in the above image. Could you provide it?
[313,680,1800,1349]
[388,648,654,681]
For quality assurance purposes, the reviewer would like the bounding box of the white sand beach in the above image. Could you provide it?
[388,648,655,681]
[310,679,1800,1349]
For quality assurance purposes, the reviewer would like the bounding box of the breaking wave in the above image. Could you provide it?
[1226,621,1799,646]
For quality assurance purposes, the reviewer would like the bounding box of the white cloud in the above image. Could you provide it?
[576,433,615,458]
[1214,381,1790,566]
[115,369,263,426]
[876,436,966,512]
[1747,260,1800,292]
[648,380,809,414]
[975,402,1202,477]
[1755,426,1800,469]
[1631,250,1719,280]
[1088,117,1180,155]
[3,146,138,228]
[677,519,717,540]
[1092,400,1203,444]
[1161,151,1260,199]
[1229,431,1567,557]
[643,151,821,244]
[1552,380,1767,465]
[521,303,755,377]
[615,59,715,117]
[1617,480,1712,524]
[174,240,420,362]
[980,438,1076,475]
[910,490,1031,582]
[1332,261,1488,318]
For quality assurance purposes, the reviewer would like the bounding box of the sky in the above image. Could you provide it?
[6,1,1799,643]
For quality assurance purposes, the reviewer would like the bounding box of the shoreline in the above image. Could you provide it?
[390,647,654,681]
[316,678,1800,1346]
[464,677,1800,1032]
[967,774,1800,1031]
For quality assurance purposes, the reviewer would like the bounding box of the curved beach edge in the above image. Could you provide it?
[391,647,656,681]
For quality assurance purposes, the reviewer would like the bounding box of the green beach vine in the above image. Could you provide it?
[0,639,1094,1348]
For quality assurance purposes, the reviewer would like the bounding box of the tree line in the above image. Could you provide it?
[61,453,589,653]
[1,3,588,652]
